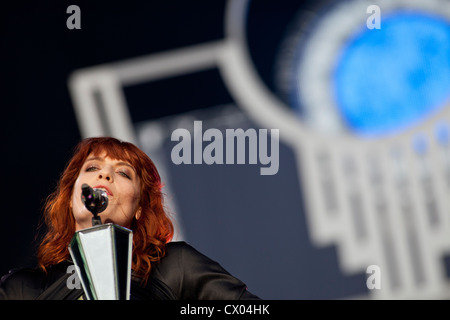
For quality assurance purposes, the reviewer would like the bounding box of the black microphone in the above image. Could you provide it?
[81,183,108,226]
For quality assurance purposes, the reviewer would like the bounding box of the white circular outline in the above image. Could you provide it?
[296,0,450,136]
[219,0,450,146]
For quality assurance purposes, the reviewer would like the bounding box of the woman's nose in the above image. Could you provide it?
[98,167,114,182]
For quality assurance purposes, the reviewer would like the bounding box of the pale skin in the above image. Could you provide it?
[71,152,142,231]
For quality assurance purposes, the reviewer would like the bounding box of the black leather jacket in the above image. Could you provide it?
[0,241,260,300]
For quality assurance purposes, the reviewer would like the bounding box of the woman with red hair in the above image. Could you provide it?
[0,137,259,300]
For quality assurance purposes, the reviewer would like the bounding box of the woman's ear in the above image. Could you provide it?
[135,207,142,220]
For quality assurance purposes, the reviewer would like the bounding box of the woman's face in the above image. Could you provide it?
[71,152,141,231]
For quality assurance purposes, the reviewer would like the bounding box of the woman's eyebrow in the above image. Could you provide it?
[116,161,136,172]
[85,156,104,163]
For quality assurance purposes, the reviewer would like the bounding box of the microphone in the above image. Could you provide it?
[71,184,132,300]
[81,183,108,225]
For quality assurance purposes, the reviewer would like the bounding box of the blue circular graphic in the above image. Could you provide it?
[334,12,450,137]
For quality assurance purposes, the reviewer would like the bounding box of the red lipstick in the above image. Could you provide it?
[93,185,113,196]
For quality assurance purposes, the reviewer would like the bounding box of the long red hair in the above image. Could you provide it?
[37,137,174,283]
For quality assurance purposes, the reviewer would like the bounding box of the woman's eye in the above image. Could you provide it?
[86,166,98,172]
[118,171,131,179]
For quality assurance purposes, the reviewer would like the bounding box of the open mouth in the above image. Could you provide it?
[93,185,113,196]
